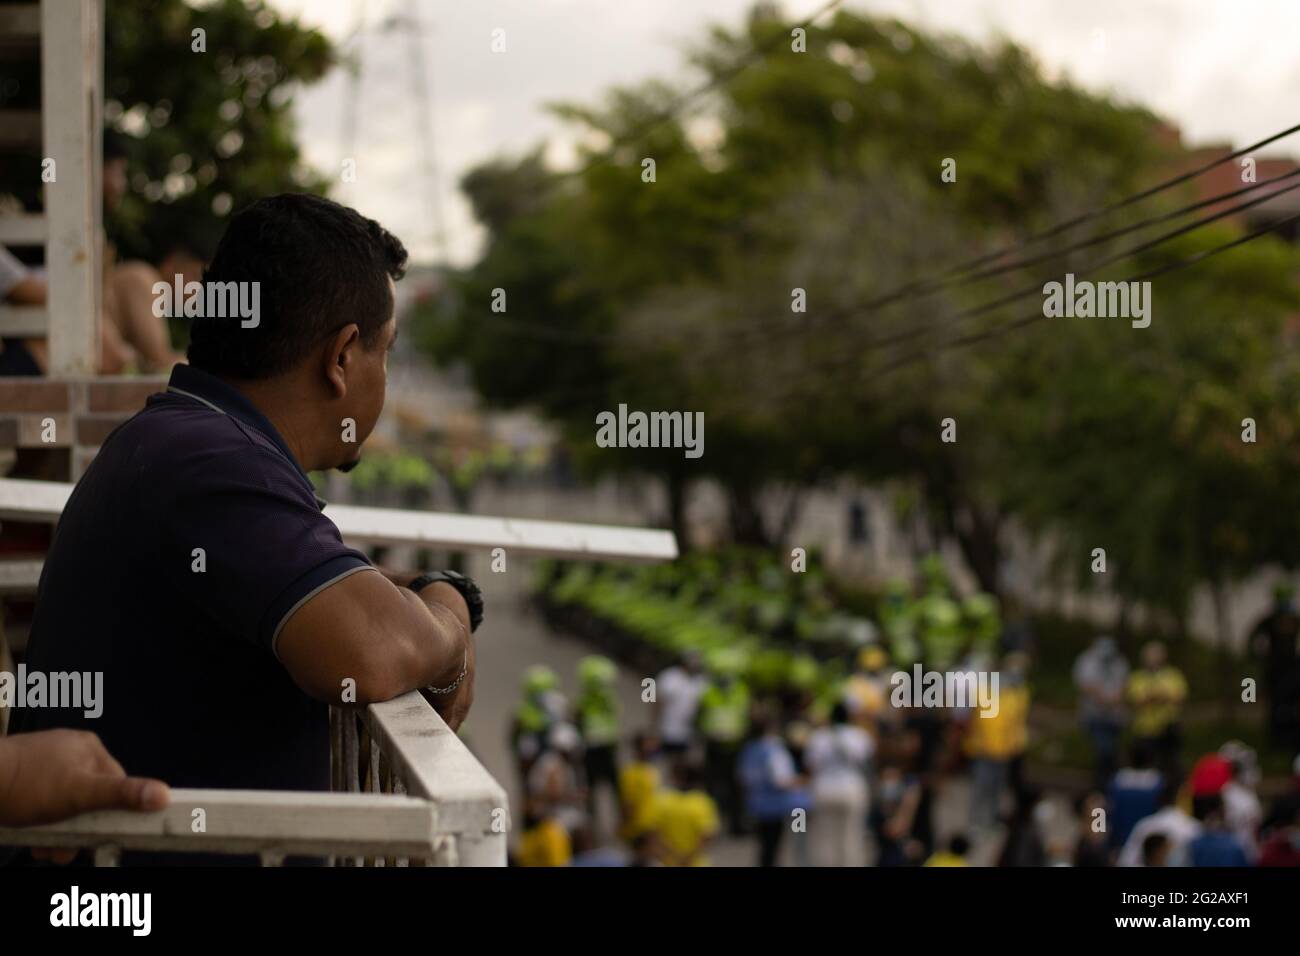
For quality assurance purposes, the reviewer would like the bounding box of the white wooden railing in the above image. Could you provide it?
[0,477,678,864]
[0,692,506,866]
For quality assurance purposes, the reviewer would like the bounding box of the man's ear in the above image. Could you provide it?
[323,323,361,399]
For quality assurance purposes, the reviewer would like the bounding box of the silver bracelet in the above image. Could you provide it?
[426,651,467,695]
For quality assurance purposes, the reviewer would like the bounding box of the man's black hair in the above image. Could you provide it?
[187,193,408,380]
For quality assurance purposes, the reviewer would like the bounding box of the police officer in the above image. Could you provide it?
[575,655,621,823]
[511,665,564,787]
[963,592,1002,659]
[697,649,752,835]
[918,589,964,671]
[880,577,921,666]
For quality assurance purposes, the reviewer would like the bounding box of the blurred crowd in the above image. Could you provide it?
[508,562,1300,868]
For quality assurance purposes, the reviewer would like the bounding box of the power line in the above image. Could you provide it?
[464,156,1300,354]
[870,207,1300,379]
[459,3,1300,359]
[914,121,1300,288]
[550,0,847,184]
[673,161,1300,360]
[858,166,1300,313]
[527,194,1300,411]
[859,171,1300,353]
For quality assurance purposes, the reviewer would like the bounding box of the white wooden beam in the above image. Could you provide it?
[0,306,49,336]
[41,0,101,375]
[0,789,440,858]
[327,501,679,560]
[0,214,47,245]
[367,692,508,837]
[0,558,42,592]
[0,478,681,562]
[0,477,67,517]
[365,693,508,865]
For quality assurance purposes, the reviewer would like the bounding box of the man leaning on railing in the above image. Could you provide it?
[5,194,484,864]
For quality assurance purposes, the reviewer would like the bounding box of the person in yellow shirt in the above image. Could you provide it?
[649,764,720,866]
[618,732,662,842]
[844,645,891,732]
[924,834,971,867]
[517,807,572,867]
[965,653,1031,832]
[1127,641,1188,778]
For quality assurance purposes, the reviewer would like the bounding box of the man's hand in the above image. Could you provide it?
[417,581,474,732]
[378,569,476,729]
[0,730,170,828]
[423,622,475,733]
[379,569,475,729]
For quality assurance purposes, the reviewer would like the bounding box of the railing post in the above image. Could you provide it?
[41,0,102,375]
[364,693,510,867]
[455,830,507,867]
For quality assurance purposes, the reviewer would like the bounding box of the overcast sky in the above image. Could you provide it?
[266,0,1300,266]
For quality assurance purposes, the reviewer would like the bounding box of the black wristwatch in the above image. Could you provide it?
[408,570,484,633]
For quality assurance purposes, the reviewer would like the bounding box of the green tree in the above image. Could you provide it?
[103,0,334,262]
[425,0,1300,652]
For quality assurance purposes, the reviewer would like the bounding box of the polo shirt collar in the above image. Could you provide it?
[165,364,327,507]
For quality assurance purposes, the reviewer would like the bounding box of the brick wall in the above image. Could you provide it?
[0,376,166,478]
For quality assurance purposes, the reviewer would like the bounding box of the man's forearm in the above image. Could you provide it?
[397,582,471,687]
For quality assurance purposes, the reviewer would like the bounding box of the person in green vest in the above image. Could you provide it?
[697,649,753,836]
[909,555,966,670]
[919,554,951,596]
[917,586,965,671]
[511,665,562,787]
[962,592,1002,659]
[880,577,921,666]
[575,655,621,826]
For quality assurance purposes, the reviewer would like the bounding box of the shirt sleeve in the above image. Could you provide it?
[165,446,373,656]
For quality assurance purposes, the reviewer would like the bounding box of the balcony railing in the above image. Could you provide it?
[0,476,678,561]
[0,692,505,866]
[0,476,679,864]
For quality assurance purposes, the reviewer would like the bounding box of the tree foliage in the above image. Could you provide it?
[424,5,1300,634]
[103,0,334,260]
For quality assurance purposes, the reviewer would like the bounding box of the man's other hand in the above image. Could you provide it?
[0,729,171,828]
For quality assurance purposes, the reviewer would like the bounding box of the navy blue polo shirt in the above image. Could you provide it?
[12,364,374,794]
